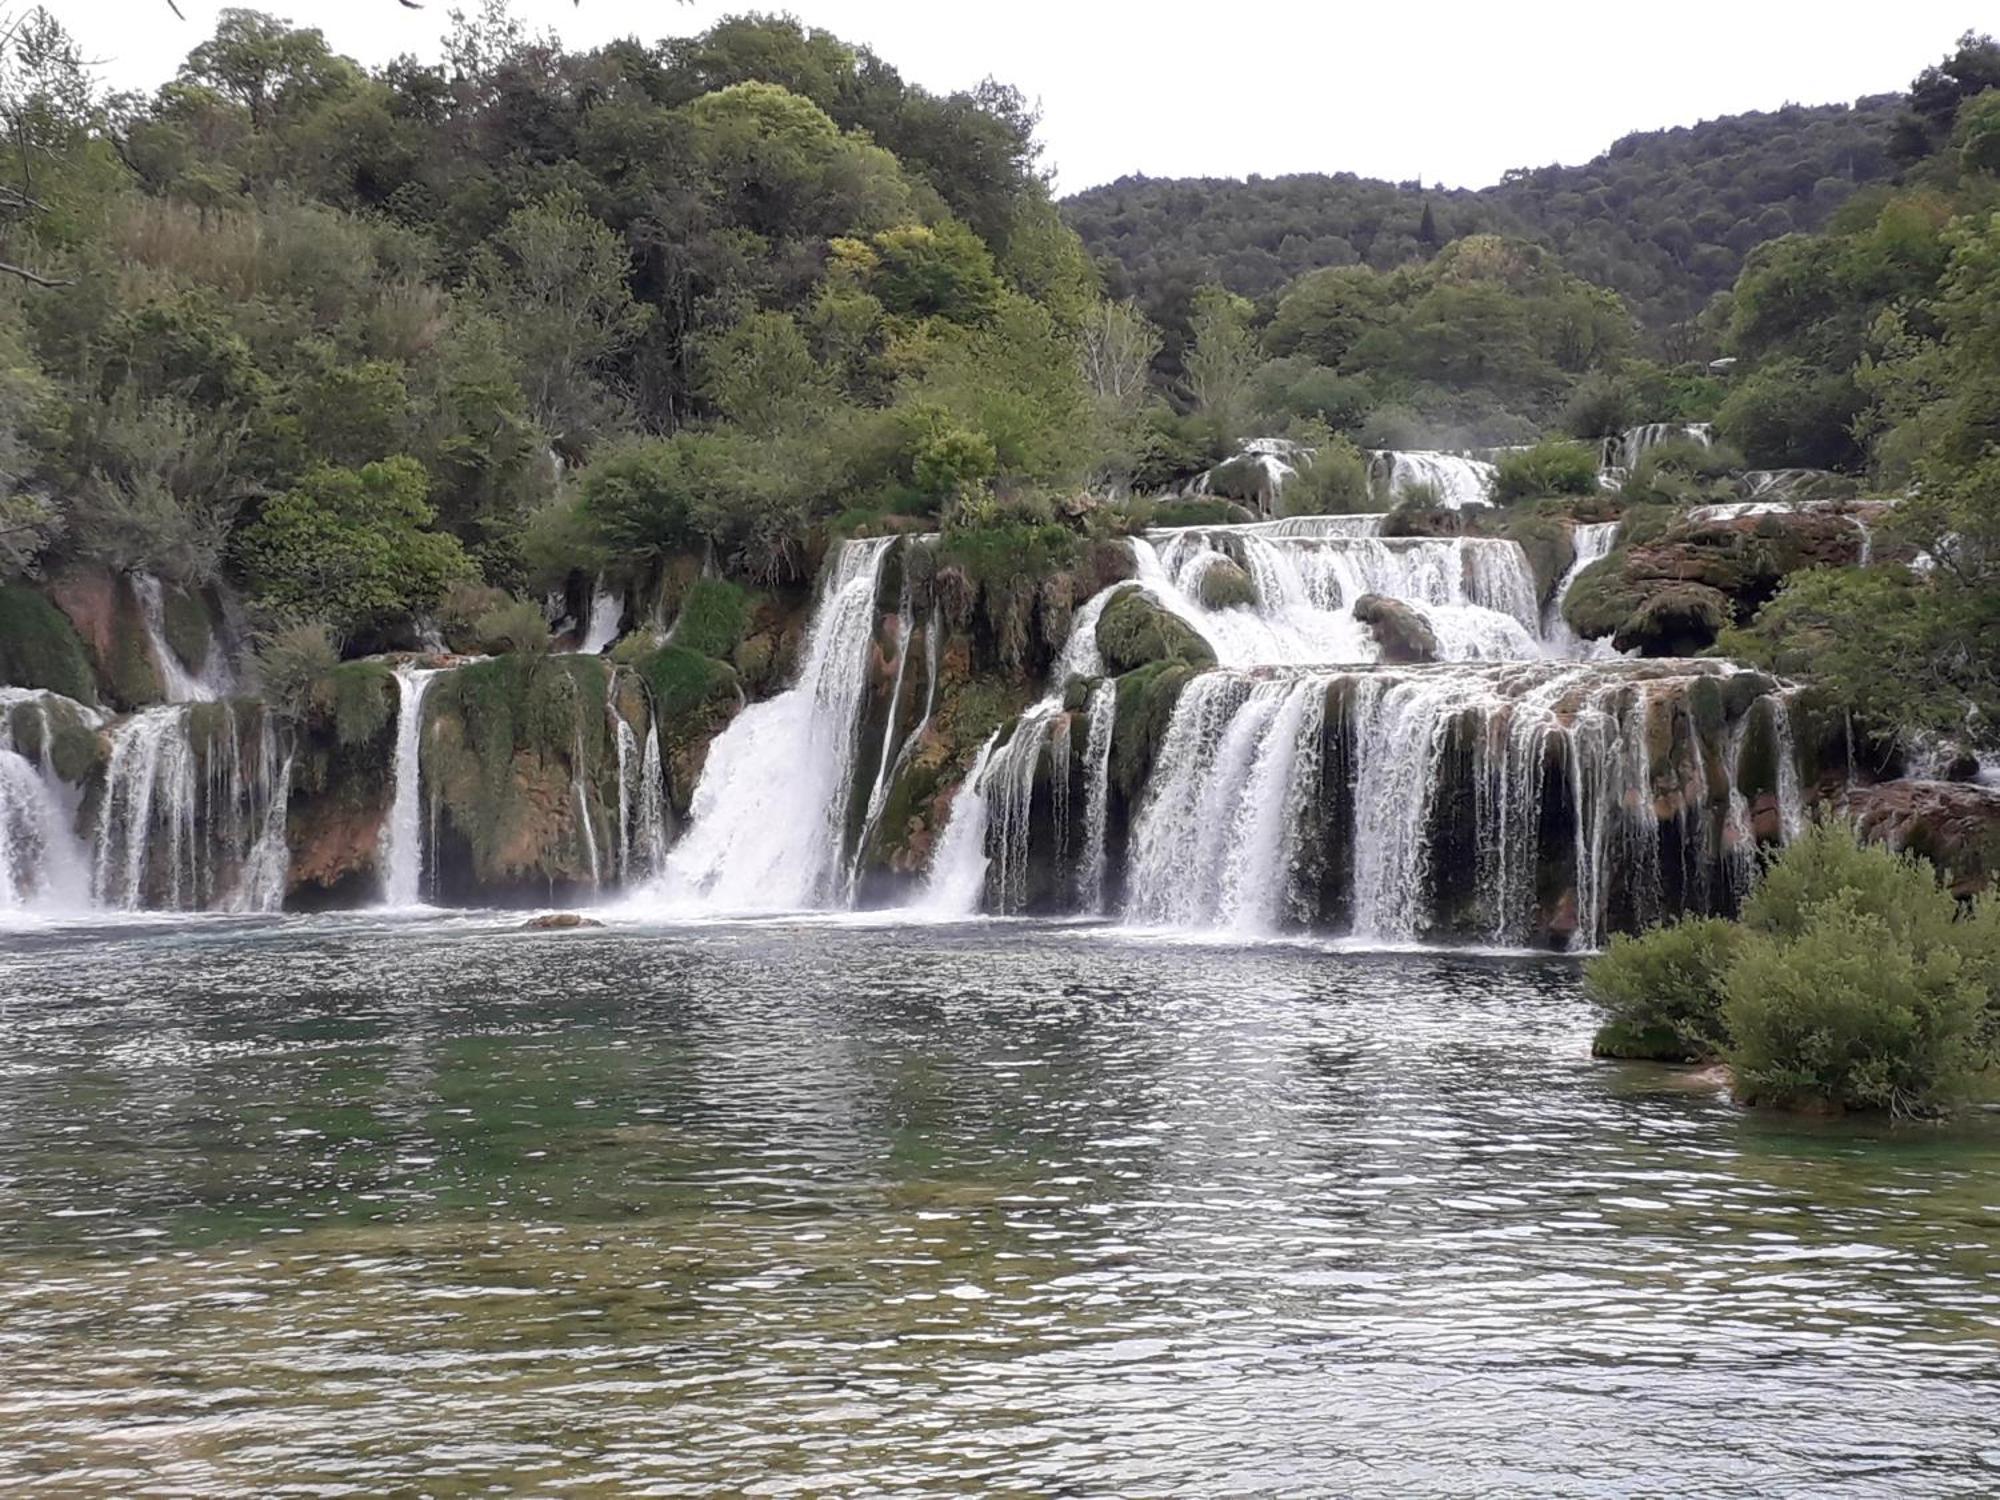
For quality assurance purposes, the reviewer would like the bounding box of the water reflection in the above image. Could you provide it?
[0,916,1996,1494]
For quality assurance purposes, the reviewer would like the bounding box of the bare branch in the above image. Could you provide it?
[0,257,70,286]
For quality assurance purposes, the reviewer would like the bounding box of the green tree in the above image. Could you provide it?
[238,456,473,637]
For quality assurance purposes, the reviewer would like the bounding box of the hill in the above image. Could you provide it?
[1063,95,1903,339]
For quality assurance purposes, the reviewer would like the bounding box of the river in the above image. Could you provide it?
[1,914,1996,1494]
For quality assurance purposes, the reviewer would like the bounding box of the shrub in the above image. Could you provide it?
[673,578,753,661]
[1281,437,1371,515]
[256,621,341,721]
[1589,822,2000,1116]
[1494,439,1601,502]
[1725,898,1988,1116]
[474,597,554,656]
[1587,917,1743,1061]
[322,660,396,747]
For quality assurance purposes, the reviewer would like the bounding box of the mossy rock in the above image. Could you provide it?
[1353,594,1439,664]
[1614,584,1731,657]
[1497,510,1576,605]
[423,655,616,887]
[1110,660,1195,802]
[1196,558,1257,610]
[1591,1019,1702,1062]
[0,585,99,705]
[1558,553,1640,641]
[1096,591,1216,676]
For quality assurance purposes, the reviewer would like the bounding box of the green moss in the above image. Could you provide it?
[1557,553,1637,640]
[162,584,212,675]
[1619,584,1731,656]
[1097,591,1217,675]
[1111,661,1195,801]
[48,720,103,785]
[0,586,98,705]
[1497,511,1575,604]
[638,644,736,724]
[674,577,753,660]
[424,655,614,882]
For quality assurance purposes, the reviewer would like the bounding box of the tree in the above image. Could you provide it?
[481,189,652,447]
[1183,285,1256,431]
[179,9,351,128]
[238,456,473,637]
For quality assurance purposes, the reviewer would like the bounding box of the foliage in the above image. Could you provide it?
[1590,822,2000,1115]
[1067,95,1903,339]
[672,577,752,660]
[253,619,340,721]
[473,597,552,656]
[1280,437,1371,515]
[1587,917,1743,1061]
[1493,439,1601,502]
[237,457,473,640]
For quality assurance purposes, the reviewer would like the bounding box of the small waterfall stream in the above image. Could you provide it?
[380,666,441,907]
[652,537,896,911]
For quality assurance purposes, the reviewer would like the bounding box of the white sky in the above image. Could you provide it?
[61,0,1987,193]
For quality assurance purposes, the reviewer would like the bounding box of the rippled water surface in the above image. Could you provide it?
[2,914,1998,1496]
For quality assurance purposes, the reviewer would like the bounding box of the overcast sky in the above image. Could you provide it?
[68,0,1985,193]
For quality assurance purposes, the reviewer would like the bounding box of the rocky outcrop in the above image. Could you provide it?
[1563,506,1880,656]
[46,566,161,708]
[1842,780,2000,897]
[1353,594,1439,663]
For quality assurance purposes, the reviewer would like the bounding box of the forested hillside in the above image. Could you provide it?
[1066,94,1904,342]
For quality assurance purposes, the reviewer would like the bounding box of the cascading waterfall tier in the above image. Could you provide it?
[1367,450,1497,509]
[937,659,1809,947]
[1600,422,1713,473]
[1542,521,1622,658]
[1134,526,1545,667]
[91,700,287,912]
[650,536,896,911]
[0,690,98,914]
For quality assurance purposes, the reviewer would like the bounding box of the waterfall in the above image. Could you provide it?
[1367,450,1497,509]
[572,725,601,887]
[88,702,282,911]
[92,707,198,909]
[380,665,440,907]
[1132,530,1542,667]
[1123,674,1325,933]
[1602,422,1713,472]
[0,691,96,915]
[918,732,999,915]
[654,536,895,911]
[131,573,231,703]
[580,580,623,655]
[635,723,670,878]
[1543,521,1622,657]
[1076,681,1117,913]
[854,580,918,876]
[227,744,292,914]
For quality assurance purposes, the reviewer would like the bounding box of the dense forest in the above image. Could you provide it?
[1065,95,1906,350]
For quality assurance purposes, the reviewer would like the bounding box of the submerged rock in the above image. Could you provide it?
[522,912,604,929]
